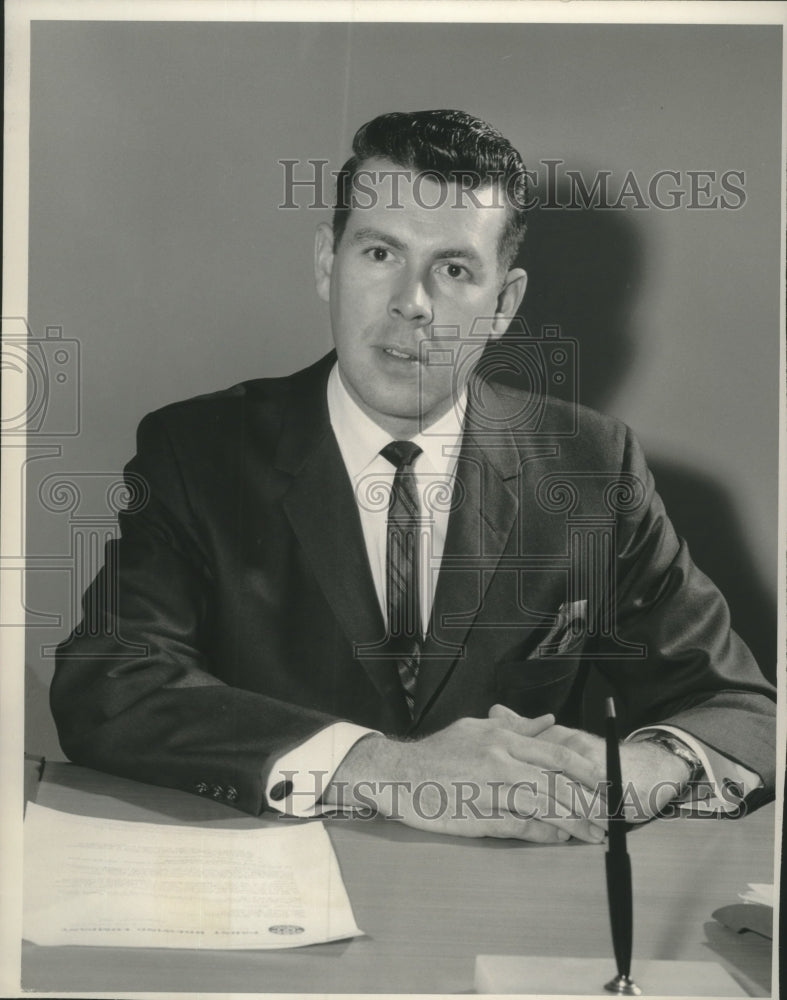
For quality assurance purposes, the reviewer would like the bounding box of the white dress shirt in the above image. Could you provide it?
[327,362,467,631]
[265,363,760,817]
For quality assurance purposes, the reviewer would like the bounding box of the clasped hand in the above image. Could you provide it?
[325,705,691,843]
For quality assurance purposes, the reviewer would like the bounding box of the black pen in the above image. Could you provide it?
[603,697,641,996]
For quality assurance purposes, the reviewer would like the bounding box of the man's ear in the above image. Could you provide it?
[314,222,335,302]
[491,268,528,337]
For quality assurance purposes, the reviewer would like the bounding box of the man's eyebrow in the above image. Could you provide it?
[433,247,485,269]
[351,228,408,252]
[351,228,486,269]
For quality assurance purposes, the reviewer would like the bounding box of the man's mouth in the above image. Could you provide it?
[382,346,420,363]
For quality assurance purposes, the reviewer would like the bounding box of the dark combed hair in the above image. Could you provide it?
[332,109,529,270]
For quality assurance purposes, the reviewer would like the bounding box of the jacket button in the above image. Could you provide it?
[195,782,209,795]
[269,780,293,802]
[211,785,224,799]
[226,786,238,802]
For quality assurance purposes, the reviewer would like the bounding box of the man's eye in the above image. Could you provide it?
[367,247,391,262]
[440,262,469,280]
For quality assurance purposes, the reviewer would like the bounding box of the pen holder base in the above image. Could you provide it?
[474,956,747,995]
[604,973,641,995]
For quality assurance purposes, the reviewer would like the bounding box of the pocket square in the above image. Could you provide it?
[536,599,588,656]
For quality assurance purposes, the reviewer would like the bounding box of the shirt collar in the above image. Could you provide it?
[327,362,467,480]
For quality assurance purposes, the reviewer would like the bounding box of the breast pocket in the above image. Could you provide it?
[535,599,588,656]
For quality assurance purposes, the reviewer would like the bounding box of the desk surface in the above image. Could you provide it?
[22,762,775,996]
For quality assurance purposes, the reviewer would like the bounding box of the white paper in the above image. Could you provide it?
[23,803,362,949]
[738,883,774,908]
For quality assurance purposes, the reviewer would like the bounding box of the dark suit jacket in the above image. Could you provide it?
[51,353,776,815]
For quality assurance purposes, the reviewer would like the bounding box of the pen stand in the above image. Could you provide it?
[605,972,641,995]
[475,700,749,997]
[473,955,748,996]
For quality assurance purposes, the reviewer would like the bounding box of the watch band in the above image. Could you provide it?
[645,733,704,784]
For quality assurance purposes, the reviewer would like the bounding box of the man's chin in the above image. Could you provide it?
[338,366,458,432]
[371,395,460,434]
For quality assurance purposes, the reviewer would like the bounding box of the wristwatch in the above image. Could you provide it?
[645,733,704,785]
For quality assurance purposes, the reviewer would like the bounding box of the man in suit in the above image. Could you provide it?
[51,110,776,844]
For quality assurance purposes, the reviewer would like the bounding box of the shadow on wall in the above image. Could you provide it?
[646,460,775,684]
[485,181,776,717]
[515,178,641,415]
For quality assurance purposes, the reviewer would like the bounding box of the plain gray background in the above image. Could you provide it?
[24,20,781,758]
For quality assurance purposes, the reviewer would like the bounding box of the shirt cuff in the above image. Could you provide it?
[265,722,379,817]
[627,724,763,815]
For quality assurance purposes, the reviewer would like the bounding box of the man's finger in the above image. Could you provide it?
[482,813,573,844]
[496,760,608,839]
[488,705,555,737]
[502,731,607,797]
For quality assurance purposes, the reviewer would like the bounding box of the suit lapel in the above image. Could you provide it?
[412,384,563,725]
[413,443,518,721]
[277,356,410,725]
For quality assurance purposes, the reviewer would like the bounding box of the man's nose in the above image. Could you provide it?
[388,270,433,325]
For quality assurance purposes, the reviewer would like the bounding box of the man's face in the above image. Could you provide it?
[315,157,527,437]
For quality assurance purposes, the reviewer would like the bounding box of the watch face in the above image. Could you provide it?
[658,736,702,776]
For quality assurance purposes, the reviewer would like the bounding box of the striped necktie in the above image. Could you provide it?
[380,440,423,716]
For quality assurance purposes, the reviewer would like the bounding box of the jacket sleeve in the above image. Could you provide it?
[592,425,776,800]
[50,410,339,815]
